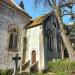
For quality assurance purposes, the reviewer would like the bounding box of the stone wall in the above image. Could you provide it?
[0,1,31,70]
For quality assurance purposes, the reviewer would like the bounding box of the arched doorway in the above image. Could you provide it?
[32,50,36,64]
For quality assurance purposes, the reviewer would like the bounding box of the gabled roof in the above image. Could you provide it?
[26,11,55,28]
[3,0,31,18]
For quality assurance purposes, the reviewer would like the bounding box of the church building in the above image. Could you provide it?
[0,0,62,73]
[21,12,62,72]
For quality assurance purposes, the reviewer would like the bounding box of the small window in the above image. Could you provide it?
[9,28,18,50]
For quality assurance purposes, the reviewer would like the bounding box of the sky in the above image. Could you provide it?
[15,0,50,19]
[14,0,75,24]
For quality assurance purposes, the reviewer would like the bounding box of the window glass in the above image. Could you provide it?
[13,33,18,49]
[9,33,14,48]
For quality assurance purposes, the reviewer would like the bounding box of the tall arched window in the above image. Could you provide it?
[9,28,19,50]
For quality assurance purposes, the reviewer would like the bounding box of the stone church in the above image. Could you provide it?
[0,0,31,70]
[0,0,62,73]
[21,12,62,72]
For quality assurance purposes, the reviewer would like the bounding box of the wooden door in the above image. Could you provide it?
[32,50,36,64]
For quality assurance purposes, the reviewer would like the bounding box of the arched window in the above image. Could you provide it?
[9,28,19,50]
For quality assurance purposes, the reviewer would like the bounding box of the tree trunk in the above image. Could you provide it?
[53,4,75,61]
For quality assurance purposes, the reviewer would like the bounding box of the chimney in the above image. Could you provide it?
[19,1,24,10]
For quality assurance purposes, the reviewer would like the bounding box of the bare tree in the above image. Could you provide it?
[33,0,75,60]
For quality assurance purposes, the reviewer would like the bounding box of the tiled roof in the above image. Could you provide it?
[26,11,54,28]
[27,16,45,28]
[27,12,54,28]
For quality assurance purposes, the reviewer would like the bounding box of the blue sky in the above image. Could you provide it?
[15,0,50,19]
[15,0,75,24]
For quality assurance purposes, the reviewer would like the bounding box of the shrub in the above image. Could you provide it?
[48,59,75,74]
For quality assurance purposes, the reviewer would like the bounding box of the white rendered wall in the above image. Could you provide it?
[26,25,45,71]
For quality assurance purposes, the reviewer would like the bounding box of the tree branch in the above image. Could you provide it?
[60,2,75,8]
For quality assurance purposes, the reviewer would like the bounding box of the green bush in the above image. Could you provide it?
[48,59,75,74]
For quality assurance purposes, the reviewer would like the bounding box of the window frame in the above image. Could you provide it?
[8,28,19,51]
